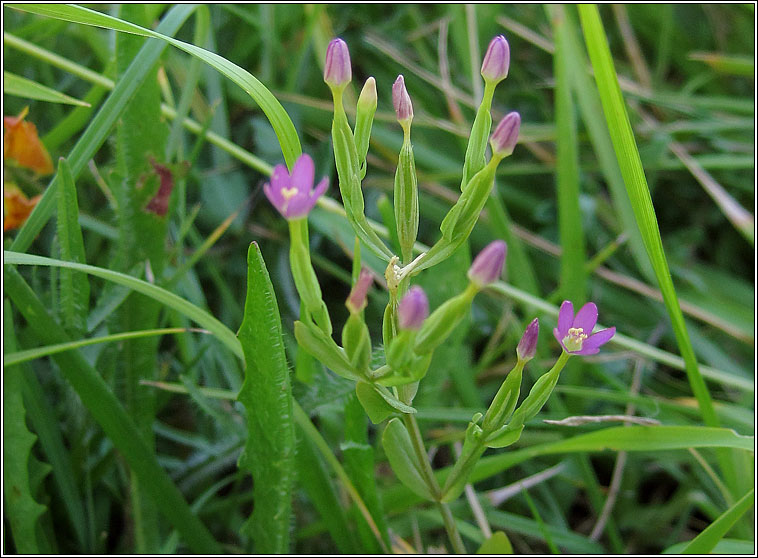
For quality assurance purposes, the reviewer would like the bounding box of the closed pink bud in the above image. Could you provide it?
[481,35,510,83]
[517,318,539,361]
[392,75,413,123]
[490,111,520,157]
[346,269,373,314]
[324,38,352,88]
[398,286,428,330]
[468,240,507,287]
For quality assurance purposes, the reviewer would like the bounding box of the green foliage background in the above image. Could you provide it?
[3,4,754,554]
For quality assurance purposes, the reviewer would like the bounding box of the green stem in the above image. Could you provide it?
[401,413,466,553]
[441,351,572,503]
[437,500,467,554]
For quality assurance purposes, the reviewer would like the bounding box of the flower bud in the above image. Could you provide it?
[516,318,539,362]
[468,240,507,287]
[358,76,377,111]
[481,35,510,83]
[324,38,352,88]
[392,75,413,123]
[398,286,428,330]
[346,269,373,314]
[490,111,521,158]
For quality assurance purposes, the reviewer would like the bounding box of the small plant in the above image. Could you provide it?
[265,36,617,551]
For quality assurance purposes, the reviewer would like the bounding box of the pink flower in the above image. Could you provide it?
[263,154,329,220]
[553,301,615,355]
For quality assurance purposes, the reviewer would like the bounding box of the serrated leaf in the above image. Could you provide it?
[237,242,295,554]
[56,158,89,337]
[3,301,48,554]
[381,418,435,501]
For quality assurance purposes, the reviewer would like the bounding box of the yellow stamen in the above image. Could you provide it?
[563,327,588,351]
[281,187,298,200]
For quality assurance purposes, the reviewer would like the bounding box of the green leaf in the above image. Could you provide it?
[550,5,587,304]
[577,4,719,430]
[295,425,358,553]
[4,70,90,106]
[7,3,301,168]
[578,3,737,500]
[678,489,754,554]
[293,404,387,552]
[20,369,89,551]
[4,328,202,367]
[3,266,221,553]
[664,538,755,555]
[356,382,401,424]
[560,6,653,282]
[689,52,754,77]
[477,531,514,554]
[294,320,360,381]
[3,302,48,554]
[237,242,296,554]
[56,158,89,338]
[381,418,435,501]
[342,395,390,553]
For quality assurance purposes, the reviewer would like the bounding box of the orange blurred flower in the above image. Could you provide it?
[4,107,54,176]
[4,182,41,231]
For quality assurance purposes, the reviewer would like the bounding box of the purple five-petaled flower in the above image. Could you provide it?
[553,301,615,355]
[263,154,329,220]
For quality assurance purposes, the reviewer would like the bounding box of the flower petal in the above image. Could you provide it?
[270,164,291,189]
[557,301,574,336]
[582,327,616,351]
[284,192,314,219]
[553,327,568,351]
[263,181,284,214]
[573,302,598,333]
[290,153,315,194]
[573,347,600,356]
[310,176,329,201]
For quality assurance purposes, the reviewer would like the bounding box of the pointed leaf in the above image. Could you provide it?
[56,158,89,337]
[356,382,397,424]
[381,418,435,501]
[4,70,90,106]
[3,302,47,553]
[237,242,295,553]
